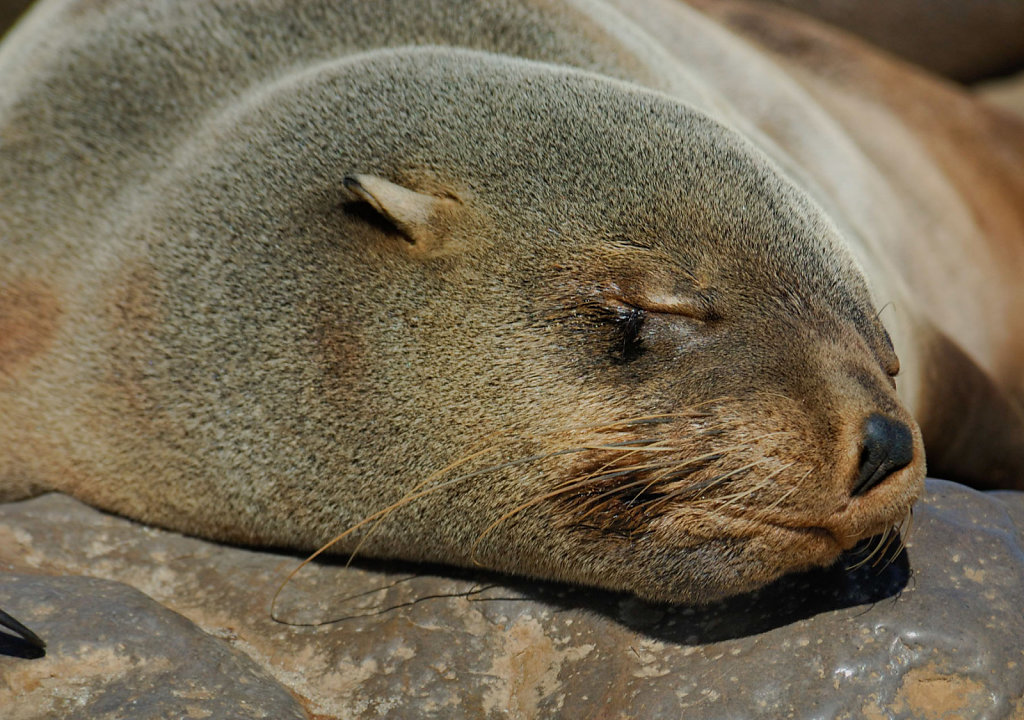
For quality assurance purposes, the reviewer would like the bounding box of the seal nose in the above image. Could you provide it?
[852,413,914,496]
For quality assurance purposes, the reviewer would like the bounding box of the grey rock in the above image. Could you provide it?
[0,575,309,720]
[1,479,1023,719]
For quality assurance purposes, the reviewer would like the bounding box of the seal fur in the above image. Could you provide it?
[1,0,1021,603]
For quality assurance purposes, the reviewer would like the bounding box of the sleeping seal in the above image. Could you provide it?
[1,0,1022,605]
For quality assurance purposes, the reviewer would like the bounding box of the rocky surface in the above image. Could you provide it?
[0,575,308,720]
[1,479,1023,719]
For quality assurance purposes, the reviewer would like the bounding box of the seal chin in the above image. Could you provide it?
[825,464,924,547]
[612,524,841,605]
[543,398,926,604]
[625,458,925,604]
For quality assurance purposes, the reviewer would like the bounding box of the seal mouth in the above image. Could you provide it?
[735,466,922,563]
[689,509,844,556]
[652,459,923,595]
[737,480,919,549]
[536,404,923,601]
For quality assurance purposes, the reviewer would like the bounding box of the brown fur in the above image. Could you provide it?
[0,281,60,376]
[734,0,1024,82]
[0,0,1020,603]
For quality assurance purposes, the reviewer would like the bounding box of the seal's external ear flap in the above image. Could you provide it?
[343,174,460,256]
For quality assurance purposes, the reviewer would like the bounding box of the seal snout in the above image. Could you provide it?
[852,413,915,496]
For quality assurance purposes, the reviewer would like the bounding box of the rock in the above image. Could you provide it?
[1,479,1023,719]
[0,575,309,720]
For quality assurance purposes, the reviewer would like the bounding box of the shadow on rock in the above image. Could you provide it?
[271,535,910,645]
[613,545,911,644]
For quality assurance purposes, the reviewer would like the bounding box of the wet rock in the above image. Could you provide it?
[1,479,1022,719]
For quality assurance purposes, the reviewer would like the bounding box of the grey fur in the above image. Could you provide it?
[1,0,1019,602]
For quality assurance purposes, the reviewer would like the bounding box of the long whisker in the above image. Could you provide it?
[579,429,794,519]
[872,527,902,568]
[708,462,797,512]
[271,427,520,621]
[273,413,701,619]
[847,527,890,570]
[468,470,648,561]
[555,446,752,522]
[753,469,808,517]
[879,510,913,570]
[650,454,773,510]
[271,405,736,622]
[347,427,694,564]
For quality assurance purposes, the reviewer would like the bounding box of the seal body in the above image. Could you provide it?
[0,0,1021,603]
[738,0,1024,82]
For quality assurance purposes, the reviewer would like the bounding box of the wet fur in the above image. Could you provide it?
[1,0,1021,602]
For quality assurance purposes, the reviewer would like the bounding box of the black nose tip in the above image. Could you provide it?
[853,413,915,496]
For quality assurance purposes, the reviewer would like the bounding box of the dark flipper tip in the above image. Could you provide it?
[0,606,46,651]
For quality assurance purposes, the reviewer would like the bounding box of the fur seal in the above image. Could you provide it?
[738,0,1024,82]
[1,0,1022,605]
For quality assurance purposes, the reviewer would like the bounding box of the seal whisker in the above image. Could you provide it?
[847,526,892,570]
[583,443,684,452]
[467,443,717,558]
[706,462,797,512]
[571,445,759,519]
[578,456,699,484]
[653,450,780,507]
[891,510,914,560]
[372,424,705,568]
[572,462,693,519]
[563,457,684,516]
[272,426,552,620]
[469,481,593,560]
[877,510,914,570]
[761,476,805,515]
[727,471,806,519]
[461,442,687,561]
[347,433,659,555]
[277,426,679,615]
[564,409,720,432]
[872,527,902,568]
[565,437,683,454]
[634,433,791,513]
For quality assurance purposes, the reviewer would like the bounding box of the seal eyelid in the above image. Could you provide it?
[611,295,717,322]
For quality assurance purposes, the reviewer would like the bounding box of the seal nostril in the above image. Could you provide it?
[852,413,914,496]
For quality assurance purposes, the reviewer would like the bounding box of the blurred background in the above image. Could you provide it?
[2,0,1023,118]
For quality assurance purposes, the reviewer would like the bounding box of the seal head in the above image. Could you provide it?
[60,47,919,603]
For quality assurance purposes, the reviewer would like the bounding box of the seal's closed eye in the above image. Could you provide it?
[613,305,647,364]
[610,294,720,323]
